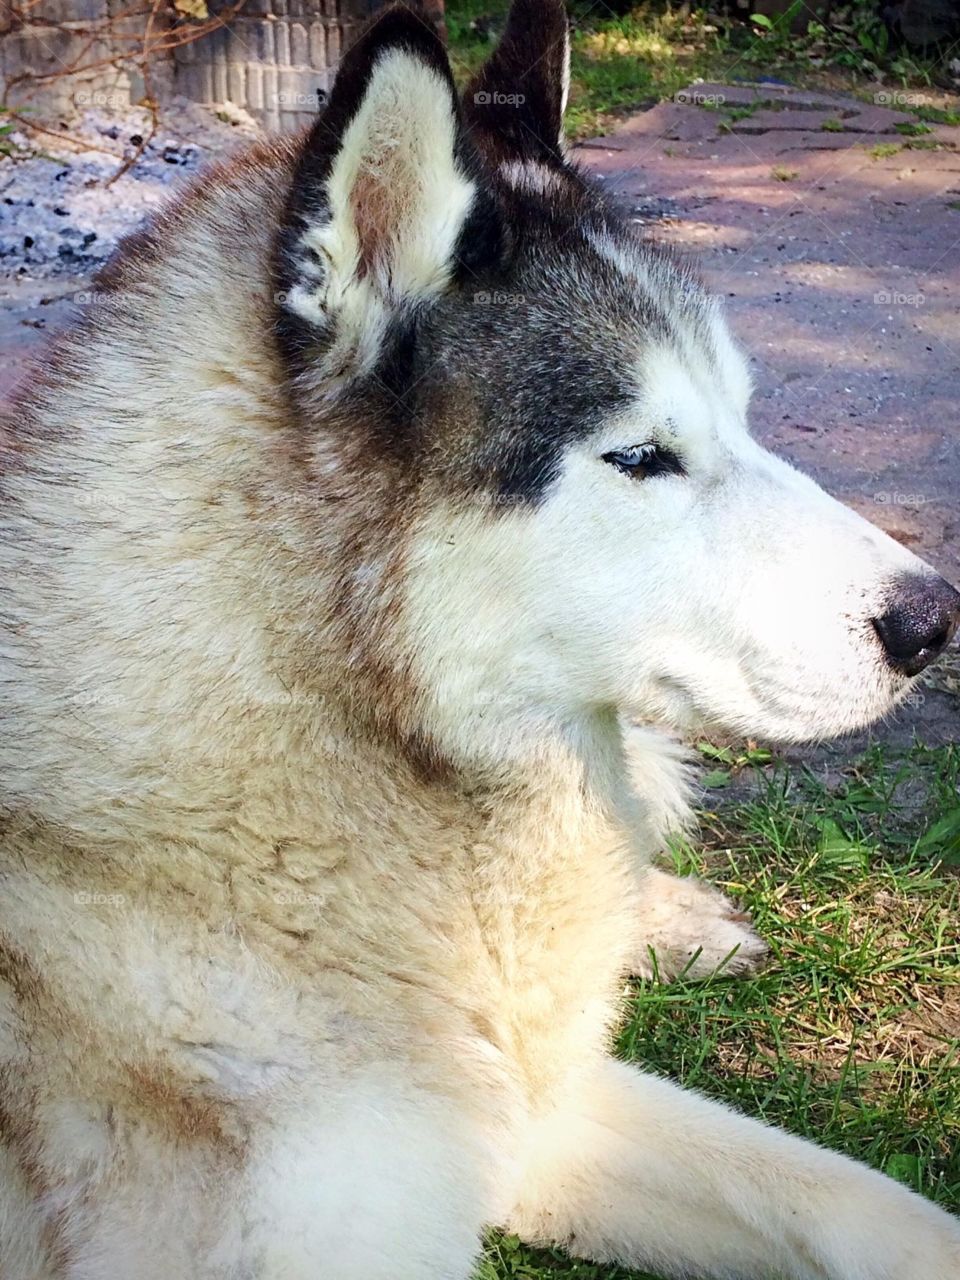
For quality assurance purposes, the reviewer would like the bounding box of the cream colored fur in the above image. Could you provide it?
[0,33,958,1280]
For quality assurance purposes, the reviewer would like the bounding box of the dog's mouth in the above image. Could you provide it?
[636,647,905,745]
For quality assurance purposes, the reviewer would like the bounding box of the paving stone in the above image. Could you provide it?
[729,106,915,134]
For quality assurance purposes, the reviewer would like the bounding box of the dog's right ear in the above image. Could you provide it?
[463,0,570,168]
[276,6,500,382]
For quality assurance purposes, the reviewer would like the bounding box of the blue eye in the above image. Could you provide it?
[602,442,685,479]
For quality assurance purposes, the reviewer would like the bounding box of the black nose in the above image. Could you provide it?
[872,575,960,677]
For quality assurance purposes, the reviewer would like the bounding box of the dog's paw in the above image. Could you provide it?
[820,1170,960,1280]
[629,869,768,981]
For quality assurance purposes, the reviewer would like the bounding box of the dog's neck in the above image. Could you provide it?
[3,686,678,885]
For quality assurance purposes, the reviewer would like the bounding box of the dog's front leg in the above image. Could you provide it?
[619,730,765,979]
[629,867,768,979]
[509,1056,960,1280]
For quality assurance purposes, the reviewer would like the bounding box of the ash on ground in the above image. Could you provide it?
[0,101,261,281]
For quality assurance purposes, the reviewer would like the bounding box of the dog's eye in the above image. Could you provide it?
[602,442,684,480]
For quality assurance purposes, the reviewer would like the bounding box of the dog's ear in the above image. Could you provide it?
[463,0,570,168]
[277,6,498,379]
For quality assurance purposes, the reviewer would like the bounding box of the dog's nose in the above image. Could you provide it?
[872,575,960,677]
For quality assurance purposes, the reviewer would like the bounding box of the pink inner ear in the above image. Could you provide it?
[351,163,403,282]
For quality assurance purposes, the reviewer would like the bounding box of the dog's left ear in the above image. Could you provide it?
[462,0,570,167]
[277,6,496,376]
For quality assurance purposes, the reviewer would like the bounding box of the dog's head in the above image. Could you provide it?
[274,0,959,762]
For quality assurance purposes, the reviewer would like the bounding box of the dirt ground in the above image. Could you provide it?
[2,81,958,757]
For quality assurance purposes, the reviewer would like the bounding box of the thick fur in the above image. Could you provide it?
[1,4,958,1278]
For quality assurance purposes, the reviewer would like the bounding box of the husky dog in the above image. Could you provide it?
[1,1,959,1276]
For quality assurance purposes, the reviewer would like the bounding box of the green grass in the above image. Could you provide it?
[446,1,737,139]
[480,740,960,1278]
[445,0,958,142]
[911,105,960,127]
[0,106,14,158]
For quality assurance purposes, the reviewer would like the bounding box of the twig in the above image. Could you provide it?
[104,99,158,186]
[5,108,115,156]
[104,0,162,185]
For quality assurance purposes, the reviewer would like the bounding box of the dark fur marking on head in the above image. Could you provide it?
[452,186,509,289]
[271,0,719,520]
[463,0,570,168]
[337,309,427,458]
[280,173,709,512]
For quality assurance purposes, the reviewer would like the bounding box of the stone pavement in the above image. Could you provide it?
[573,82,960,586]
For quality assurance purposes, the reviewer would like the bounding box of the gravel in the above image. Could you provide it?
[0,100,261,282]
